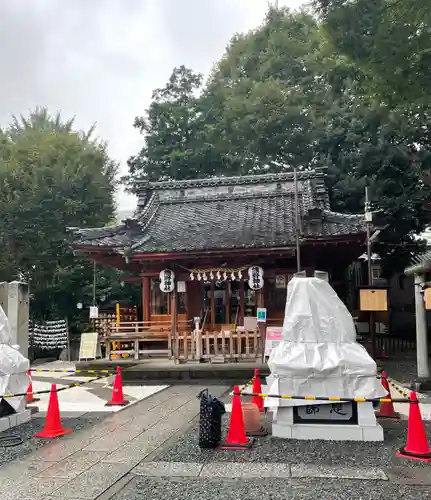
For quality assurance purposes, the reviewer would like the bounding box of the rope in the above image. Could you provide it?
[2,372,115,399]
[234,390,409,404]
[0,435,23,447]
[384,375,410,399]
[238,376,255,393]
[30,369,112,374]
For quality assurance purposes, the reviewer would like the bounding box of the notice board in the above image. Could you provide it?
[79,332,101,360]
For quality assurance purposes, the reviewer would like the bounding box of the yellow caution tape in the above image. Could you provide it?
[30,369,112,374]
[235,391,409,404]
[2,372,115,399]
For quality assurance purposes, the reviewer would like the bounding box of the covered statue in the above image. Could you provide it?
[0,305,29,417]
[267,275,385,441]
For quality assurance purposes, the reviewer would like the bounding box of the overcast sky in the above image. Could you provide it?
[0,0,305,213]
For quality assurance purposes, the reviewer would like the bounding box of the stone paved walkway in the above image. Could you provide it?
[0,385,227,500]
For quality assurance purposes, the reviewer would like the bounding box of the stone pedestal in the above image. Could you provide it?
[0,282,7,315]
[271,402,383,442]
[7,281,29,358]
[0,410,32,432]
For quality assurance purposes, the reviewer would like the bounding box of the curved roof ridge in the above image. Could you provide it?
[136,168,326,190]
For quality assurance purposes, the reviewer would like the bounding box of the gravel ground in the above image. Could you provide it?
[0,412,107,468]
[379,353,430,387]
[111,477,431,500]
[154,417,431,470]
[115,414,431,499]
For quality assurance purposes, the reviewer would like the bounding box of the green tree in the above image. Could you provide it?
[124,65,230,190]
[313,0,431,106]
[124,6,431,272]
[202,8,326,172]
[0,108,118,322]
[312,0,431,270]
[202,6,431,271]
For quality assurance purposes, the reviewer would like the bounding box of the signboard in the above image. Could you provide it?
[89,306,99,319]
[79,332,101,360]
[359,288,388,311]
[177,281,186,293]
[256,307,267,323]
[264,327,283,356]
[244,316,257,330]
[295,403,354,423]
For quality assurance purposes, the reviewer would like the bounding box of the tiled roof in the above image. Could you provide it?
[70,171,366,253]
[68,224,132,248]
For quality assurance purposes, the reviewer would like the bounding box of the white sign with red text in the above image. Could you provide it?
[264,327,283,356]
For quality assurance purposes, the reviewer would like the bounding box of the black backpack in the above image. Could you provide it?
[197,389,226,449]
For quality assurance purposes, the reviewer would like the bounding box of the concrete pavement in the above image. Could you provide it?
[0,384,227,500]
[29,361,167,417]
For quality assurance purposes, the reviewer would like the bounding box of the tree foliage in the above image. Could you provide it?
[124,66,232,190]
[126,6,431,273]
[314,0,431,106]
[0,108,119,322]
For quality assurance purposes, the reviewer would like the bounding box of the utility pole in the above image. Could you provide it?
[365,187,376,359]
[294,167,301,273]
[365,187,372,285]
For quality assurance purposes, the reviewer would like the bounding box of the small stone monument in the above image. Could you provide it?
[7,281,30,359]
[266,273,385,441]
[0,303,31,430]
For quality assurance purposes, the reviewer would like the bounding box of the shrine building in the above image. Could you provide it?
[70,169,366,361]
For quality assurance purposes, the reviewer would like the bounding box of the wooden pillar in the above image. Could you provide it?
[210,281,215,331]
[170,290,177,361]
[239,280,245,326]
[225,282,230,325]
[257,288,264,308]
[142,276,151,322]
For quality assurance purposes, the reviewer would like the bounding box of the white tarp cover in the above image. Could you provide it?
[268,277,386,402]
[0,306,29,411]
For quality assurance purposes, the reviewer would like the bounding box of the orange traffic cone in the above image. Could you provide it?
[220,386,253,450]
[26,370,40,403]
[376,371,399,419]
[396,392,431,462]
[34,384,72,438]
[105,366,129,407]
[251,369,264,412]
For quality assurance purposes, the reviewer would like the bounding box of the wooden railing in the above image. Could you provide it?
[104,317,192,360]
[175,328,261,363]
[375,334,416,355]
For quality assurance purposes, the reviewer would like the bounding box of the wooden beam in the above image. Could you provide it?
[142,276,150,322]
[210,281,215,331]
[132,246,297,261]
[239,280,245,326]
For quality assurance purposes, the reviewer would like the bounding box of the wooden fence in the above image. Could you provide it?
[375,334,416,354]
[174,329,261,363]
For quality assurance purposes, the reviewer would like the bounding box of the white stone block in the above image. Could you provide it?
[274,406,294,425]
[362,425,384,442]
[7,414,17,427]
[291,424,364,441]
[271,423,293,438]
[0,282,7,314]
[7,281,29,359]
[16,409,31,426]
[357,402,379,427]
[0,416,10,432]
